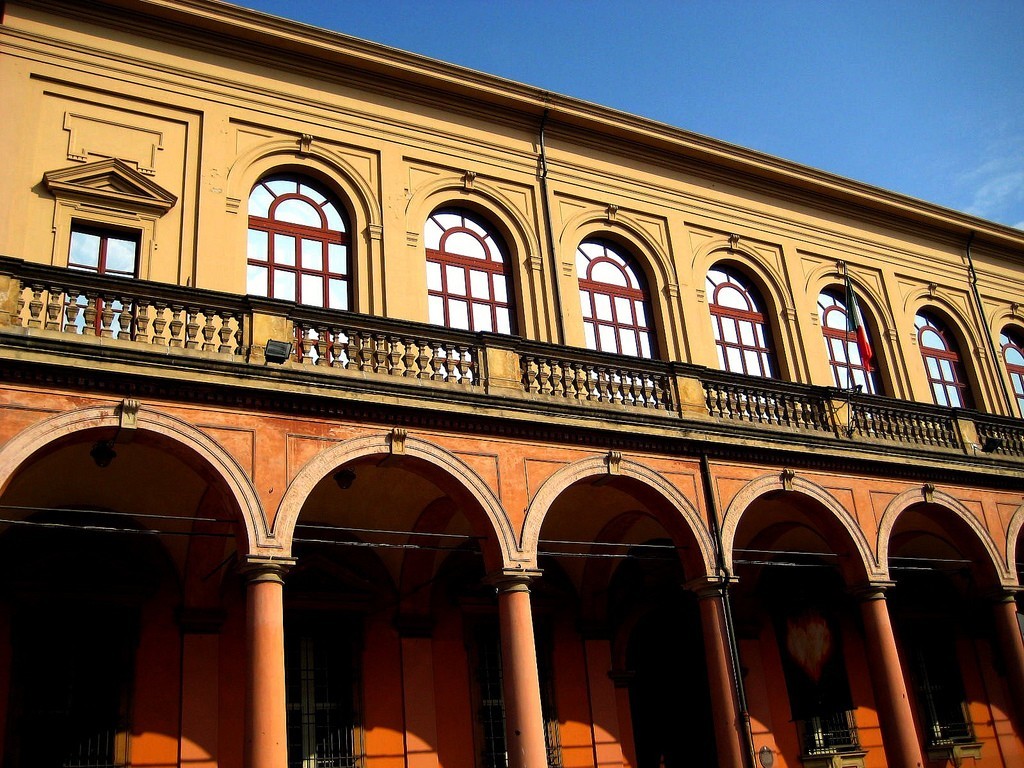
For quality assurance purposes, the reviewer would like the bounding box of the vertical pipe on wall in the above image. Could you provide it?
[965,231,1015,414]
[538,107,566,345]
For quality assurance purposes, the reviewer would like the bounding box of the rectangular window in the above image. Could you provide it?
[285,618,361,768]
[66,224,140,338]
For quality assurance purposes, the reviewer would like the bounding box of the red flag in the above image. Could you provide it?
[845,276,873,369]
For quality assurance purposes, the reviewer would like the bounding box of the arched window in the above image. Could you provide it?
[707,267,776,377]
[424,209,515,334]
[915,311,972,408]
[818,289,880,393]
[1000,327,1024,417]
[247,175,350,310]
[576,240,655,358]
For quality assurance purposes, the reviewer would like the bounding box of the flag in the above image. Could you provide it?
[845,276,873,370]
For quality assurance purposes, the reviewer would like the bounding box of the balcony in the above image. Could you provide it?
[2,256,1023,474]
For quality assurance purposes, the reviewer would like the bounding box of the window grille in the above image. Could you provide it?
[473,623,562,768]
[285,625,360,768]
[707,267,776,377]
[1000,328,1024,417]
[910,638,974,747]
[916,311,972,409]
[248,176,350,310]
[576,240,655,358]
[818,290,879,393]
[796,710,860,756]
[424,210,516,334]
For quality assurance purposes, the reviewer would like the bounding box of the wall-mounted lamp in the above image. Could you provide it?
[90,440,117,468]
[757,746,775,768]
[333,468,356,490]
[264,339,293,364]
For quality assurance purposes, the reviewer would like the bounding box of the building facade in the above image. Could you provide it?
[1,2,1024,768]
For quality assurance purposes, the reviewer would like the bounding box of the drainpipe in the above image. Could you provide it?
[539,107,565,345]
[701,453,756,768]
[965,231,1015,414]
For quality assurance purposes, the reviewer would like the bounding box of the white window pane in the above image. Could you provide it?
[583,322,597,350]
[932,383,948,406]
[470,270,490,299]
[300,184,326,204]
[921,329,944,350]
[274,234,295,266]
[248,185,274,216]
[493,276,508,303]
[301,275,324,307]
[324,203,345,232]
[472,303,492,332]
[274,270,295,301]
[594,293,613,321]
[275,198,321,227]
[939,359,954,382]
[301,239,323,270]
[69,231,101,270]
[591,261,627,287]
[463,217,486,237]
[580,290,593,319]
[598,324,616,352]
[428,295,445,325]
[634,300,647,325]
[619,329,638,357]
[947,387,963,408]
[328,279,348,310]
[756,324,768,346]
[106,238,137,274]
[328,244,347,274]
[265,179,294,196]
[426,261,443,291]
[639,333,651,359]
[848,342,862,365]
[424,218,444,249]
[722,319,738,344]
[726,347,743,373]
[739,321,755,347]
[614,296,632,323]
[248,229,269,261]
[247,265,268,296]
[717,346,726,369]
[496,307,511,334]
[448,299,469,329]
[445,231,486,259]
[716,285,748,310]
[926,357,941,379]
[578,241,604,260]
[446,264,466,296]
[745,350,762,376]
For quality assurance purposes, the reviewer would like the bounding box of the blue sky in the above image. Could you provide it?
[237,0,1024,230]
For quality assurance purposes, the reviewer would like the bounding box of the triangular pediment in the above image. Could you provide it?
[43,158,177,213]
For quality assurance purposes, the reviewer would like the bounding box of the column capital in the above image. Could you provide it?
[849,580,897,601]
[985,586,1022,604]
[485,566,543,593]
[684,575,734,599]
[241,555,296,584]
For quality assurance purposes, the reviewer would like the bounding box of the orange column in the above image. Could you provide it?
[490,570,548,768]
[245,557,292,768]
[692,581,747,768]
[992,592,1024,731]
[857,587,923,768]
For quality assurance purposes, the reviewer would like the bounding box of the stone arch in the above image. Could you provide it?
[226,139,381,230]
[0,403,266,555]
[559,207,676,291]
[693,237,791,315]
[521,455,716,577]
[272,433,518,569]
[806,263,894,335]
[719,473,879,582]
[876,486,1012,586]
[1008,503,1024,585]
[406,176,542,268]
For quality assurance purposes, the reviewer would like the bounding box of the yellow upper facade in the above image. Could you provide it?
[3,0,1024,419]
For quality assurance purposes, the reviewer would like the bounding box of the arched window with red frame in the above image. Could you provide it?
[916,311,973,409]
[1000,327,1024,417]
[576,239,655,358]
[424,209,516,334]
[707,266,776,377]
[818,289,881,394]
[247,175,350,310]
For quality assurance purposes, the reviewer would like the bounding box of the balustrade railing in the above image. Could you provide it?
[847,394,961,449]
[2,256,1023,463]
[520,348,672,411]
[293,318,478,385]
[703,374,833,433]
